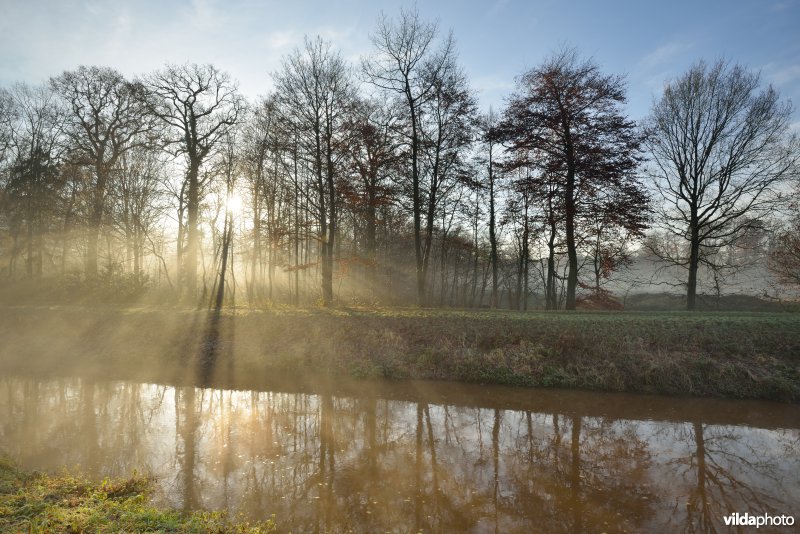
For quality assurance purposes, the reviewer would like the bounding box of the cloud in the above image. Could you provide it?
[190,0,220,31]
[265,30,302,51]
[639,41,694,70]
[763,64,800,85]
[472,74,513,95]
[469,74,514,110]
[485,0,511,17]
[642,70,673,91]
[769,0,796,12]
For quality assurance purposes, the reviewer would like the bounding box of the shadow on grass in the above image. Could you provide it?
[196,309,235,388]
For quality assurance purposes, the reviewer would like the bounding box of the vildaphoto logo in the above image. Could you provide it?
[723,512,795,528]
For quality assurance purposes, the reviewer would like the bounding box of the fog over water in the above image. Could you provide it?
[1,3,799,532]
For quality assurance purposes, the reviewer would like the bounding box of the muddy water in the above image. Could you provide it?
[0,376,797,533]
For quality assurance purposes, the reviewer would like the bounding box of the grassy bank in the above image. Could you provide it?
[0,456,274,533]
[0,306,798,401]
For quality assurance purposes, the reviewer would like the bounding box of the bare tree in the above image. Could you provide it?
[418,60,477,306]
[51,66,154,278]
[0,88,12,161]
[210,132,238,311]
[113,144,167,279]
[1,83,65,277]
[143,63,243,300]
[646,60,799,310]
[239,95,278,304]
[275,37,354,306]
[362,7,454,306]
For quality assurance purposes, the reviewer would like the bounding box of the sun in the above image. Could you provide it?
[225,192,243,218]
[213,190,246,231]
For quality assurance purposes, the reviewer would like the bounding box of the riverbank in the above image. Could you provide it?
[0,306,797,402]
[0,456,275,532]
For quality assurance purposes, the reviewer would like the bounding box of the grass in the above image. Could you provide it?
[0,305,798,402]
[0,456,275,533]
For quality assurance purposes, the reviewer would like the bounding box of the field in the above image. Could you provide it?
[0,305,797,402]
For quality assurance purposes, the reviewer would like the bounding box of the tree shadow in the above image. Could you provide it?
[195,309,235,388]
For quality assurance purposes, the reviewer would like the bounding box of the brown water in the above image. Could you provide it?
[1,376,798,533]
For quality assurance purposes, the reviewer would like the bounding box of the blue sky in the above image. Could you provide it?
[1,0,798,125]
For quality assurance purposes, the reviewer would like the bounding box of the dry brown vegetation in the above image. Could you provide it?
[0,306,797,402]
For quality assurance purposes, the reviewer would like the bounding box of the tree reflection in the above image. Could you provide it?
[664,419,799,533]
[0,377,797,533]
[176,386,200,511]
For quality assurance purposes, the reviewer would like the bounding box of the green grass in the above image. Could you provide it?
[1,305,798,401]
[0,456,275,533]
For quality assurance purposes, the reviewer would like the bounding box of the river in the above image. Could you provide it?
[1,376,797,532]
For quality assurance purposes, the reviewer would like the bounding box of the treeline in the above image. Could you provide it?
[0,9,798,310]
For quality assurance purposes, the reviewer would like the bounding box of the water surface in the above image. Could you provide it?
[1,376,797,533]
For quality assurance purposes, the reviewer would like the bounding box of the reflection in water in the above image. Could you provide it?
[1,377,798,533]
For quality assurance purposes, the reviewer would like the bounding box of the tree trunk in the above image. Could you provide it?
[133,229,141,278]
[516,251,523,310]
[365,188,377,297]
[693,420,711,527]
[185,160,200,301]
[408,94,425,307]
[26,213,34,278]
[439,232,448,306]
[249,187,261,304]
[293,143,300,306]
[326,187,336,306]
[86,167,109,278]
[565,164,578,310]
[489,150,498,309]
[176,182,186,294]
[214,214,232,311]
[570,416,583,532]
[421,179,441,308]
[546,206,558,310]
[471,192,480,307]
[687,223,700,311]
[322,130,336,307]
[522,197,529,311]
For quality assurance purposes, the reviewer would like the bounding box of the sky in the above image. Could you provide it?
[1,0,798,125]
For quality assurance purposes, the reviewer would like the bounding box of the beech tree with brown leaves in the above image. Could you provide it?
[340,97,401,296]
[496,49,646,310]
[769,200,800,287]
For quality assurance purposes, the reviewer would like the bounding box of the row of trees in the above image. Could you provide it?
[1,9,798,310]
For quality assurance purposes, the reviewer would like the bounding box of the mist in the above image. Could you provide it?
[1,5,799,533]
